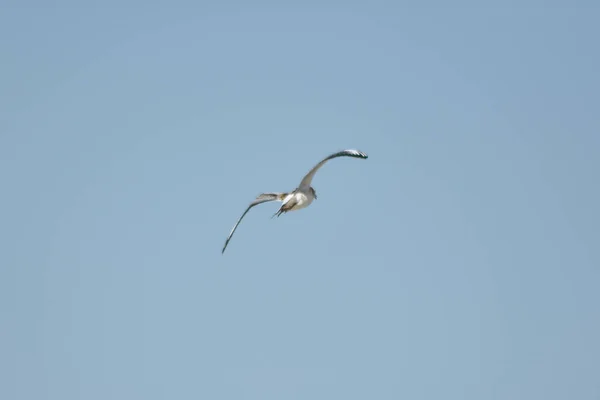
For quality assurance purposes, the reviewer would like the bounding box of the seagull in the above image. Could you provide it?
[221,149,368,254]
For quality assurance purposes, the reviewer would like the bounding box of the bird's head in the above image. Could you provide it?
[310,186,317,199]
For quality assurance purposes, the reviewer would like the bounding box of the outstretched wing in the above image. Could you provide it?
[222,192,286,254]
[299,149,368,188]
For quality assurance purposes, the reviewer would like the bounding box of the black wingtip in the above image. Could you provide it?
[346,149,367,158]
[353,150,368,159]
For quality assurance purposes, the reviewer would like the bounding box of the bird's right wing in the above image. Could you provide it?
[299,149,368,188]
[222,192,286,254]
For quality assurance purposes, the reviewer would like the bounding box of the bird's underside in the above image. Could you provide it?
[221,149,368,254]
[271,188,313,218]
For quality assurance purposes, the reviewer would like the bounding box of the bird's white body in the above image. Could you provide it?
[282,189,314,212]
[222,149,368,253]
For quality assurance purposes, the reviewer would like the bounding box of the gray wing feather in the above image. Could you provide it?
[299,149,368,188]
[222,193,285,254]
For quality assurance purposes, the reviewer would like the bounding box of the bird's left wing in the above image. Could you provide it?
[222,192,286,254]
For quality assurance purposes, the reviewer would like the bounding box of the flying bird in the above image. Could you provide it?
[222,149,368,254]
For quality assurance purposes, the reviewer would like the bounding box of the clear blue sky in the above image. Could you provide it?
[2,2,599,399]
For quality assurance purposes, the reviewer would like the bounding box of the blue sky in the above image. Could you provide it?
[1,2,599,399]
